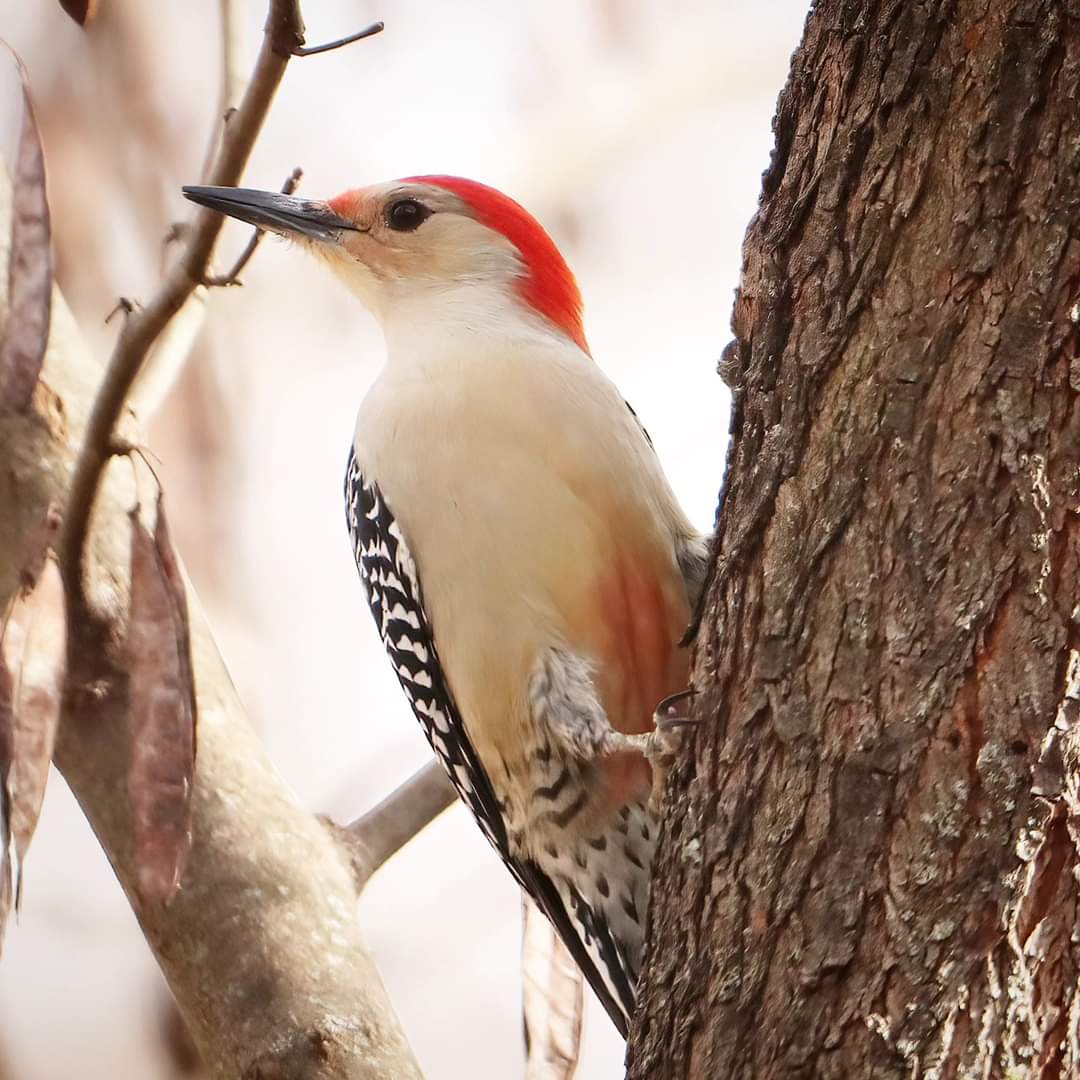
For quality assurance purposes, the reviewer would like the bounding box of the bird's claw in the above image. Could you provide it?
[652,688,699,731]
[609,689,699,812]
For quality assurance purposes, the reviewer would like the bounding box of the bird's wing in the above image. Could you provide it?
[345,452,510,856]
[344,449,633,1037]
[519,862,633,1036]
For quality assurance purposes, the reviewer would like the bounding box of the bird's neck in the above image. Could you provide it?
[378,281,581,366]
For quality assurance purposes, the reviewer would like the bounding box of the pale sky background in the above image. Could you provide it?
[0,2,808,1076]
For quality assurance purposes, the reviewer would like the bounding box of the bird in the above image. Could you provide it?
[183,176,709,1037]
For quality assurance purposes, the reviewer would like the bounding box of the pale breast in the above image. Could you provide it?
[352,340,693,780]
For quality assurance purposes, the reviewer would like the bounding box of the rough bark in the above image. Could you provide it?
[0,169,423,1077]
[632,2,1080,1078]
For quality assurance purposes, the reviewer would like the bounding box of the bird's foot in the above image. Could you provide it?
[605,689,699,812]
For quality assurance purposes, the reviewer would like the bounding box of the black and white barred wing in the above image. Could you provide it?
[344,451,509,857]
[344,450,633,1037]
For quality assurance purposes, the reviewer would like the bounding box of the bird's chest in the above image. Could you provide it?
[352,375,615,743]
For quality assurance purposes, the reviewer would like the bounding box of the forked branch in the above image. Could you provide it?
[58,4,383,618]
[202,166,303,287]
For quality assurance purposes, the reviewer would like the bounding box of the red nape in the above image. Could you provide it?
[405,175,589,355]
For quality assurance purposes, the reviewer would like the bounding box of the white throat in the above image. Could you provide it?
[377,280,575,366]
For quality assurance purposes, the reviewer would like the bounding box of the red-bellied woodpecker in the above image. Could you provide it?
[183,176,708,1036]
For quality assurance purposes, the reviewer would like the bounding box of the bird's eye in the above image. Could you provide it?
[385,198,431,232]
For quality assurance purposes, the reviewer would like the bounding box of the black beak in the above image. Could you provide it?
[182,185,358,241]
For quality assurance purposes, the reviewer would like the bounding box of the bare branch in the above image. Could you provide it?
[219,0,248,123]
[0,163,424,1077]
[59,0,298,611]
[294,20,384,57]
[202,167,303,287]
[103,297,138,325]
[0,6,425,1074]
[198,0,249,187]
[126,288,206,422]
[58,1,381,618]
[345,759,456,885]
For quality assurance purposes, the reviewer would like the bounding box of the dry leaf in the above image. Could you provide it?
[0,650,15,948]
[522,893,585,1080]
[58,0,100,27]
[0,61,52,412]
[152,492,196,765]
[127,501,196,905]
[0,548,66,919]
[5,555,66,875]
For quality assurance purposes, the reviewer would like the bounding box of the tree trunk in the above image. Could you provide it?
[631,2,1080,1077]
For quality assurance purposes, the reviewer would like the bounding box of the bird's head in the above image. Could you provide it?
[183,176,588,354]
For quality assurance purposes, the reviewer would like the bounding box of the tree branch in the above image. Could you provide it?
[219,0,248,122]
[632,3,1080,1075]
[0,5,421,1075]
[197,0,249,185]
[57,2,382,618]
[344,759,456,887]
[0,163,423,1077]
[293,21,385,57]
[202,167,303,287]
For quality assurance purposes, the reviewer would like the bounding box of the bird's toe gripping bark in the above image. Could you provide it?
[652,687,698,731]
[608,689,698,812]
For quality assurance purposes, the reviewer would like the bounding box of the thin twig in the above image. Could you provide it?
[343,760,456,885]
[203,167,303,287]
[103,298,138,325]
[220,0,248,120]
[198,0,250,184]
[294,20,384,57]
[58,1,380,615]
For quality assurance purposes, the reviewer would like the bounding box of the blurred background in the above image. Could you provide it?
[0,1,806,1076]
